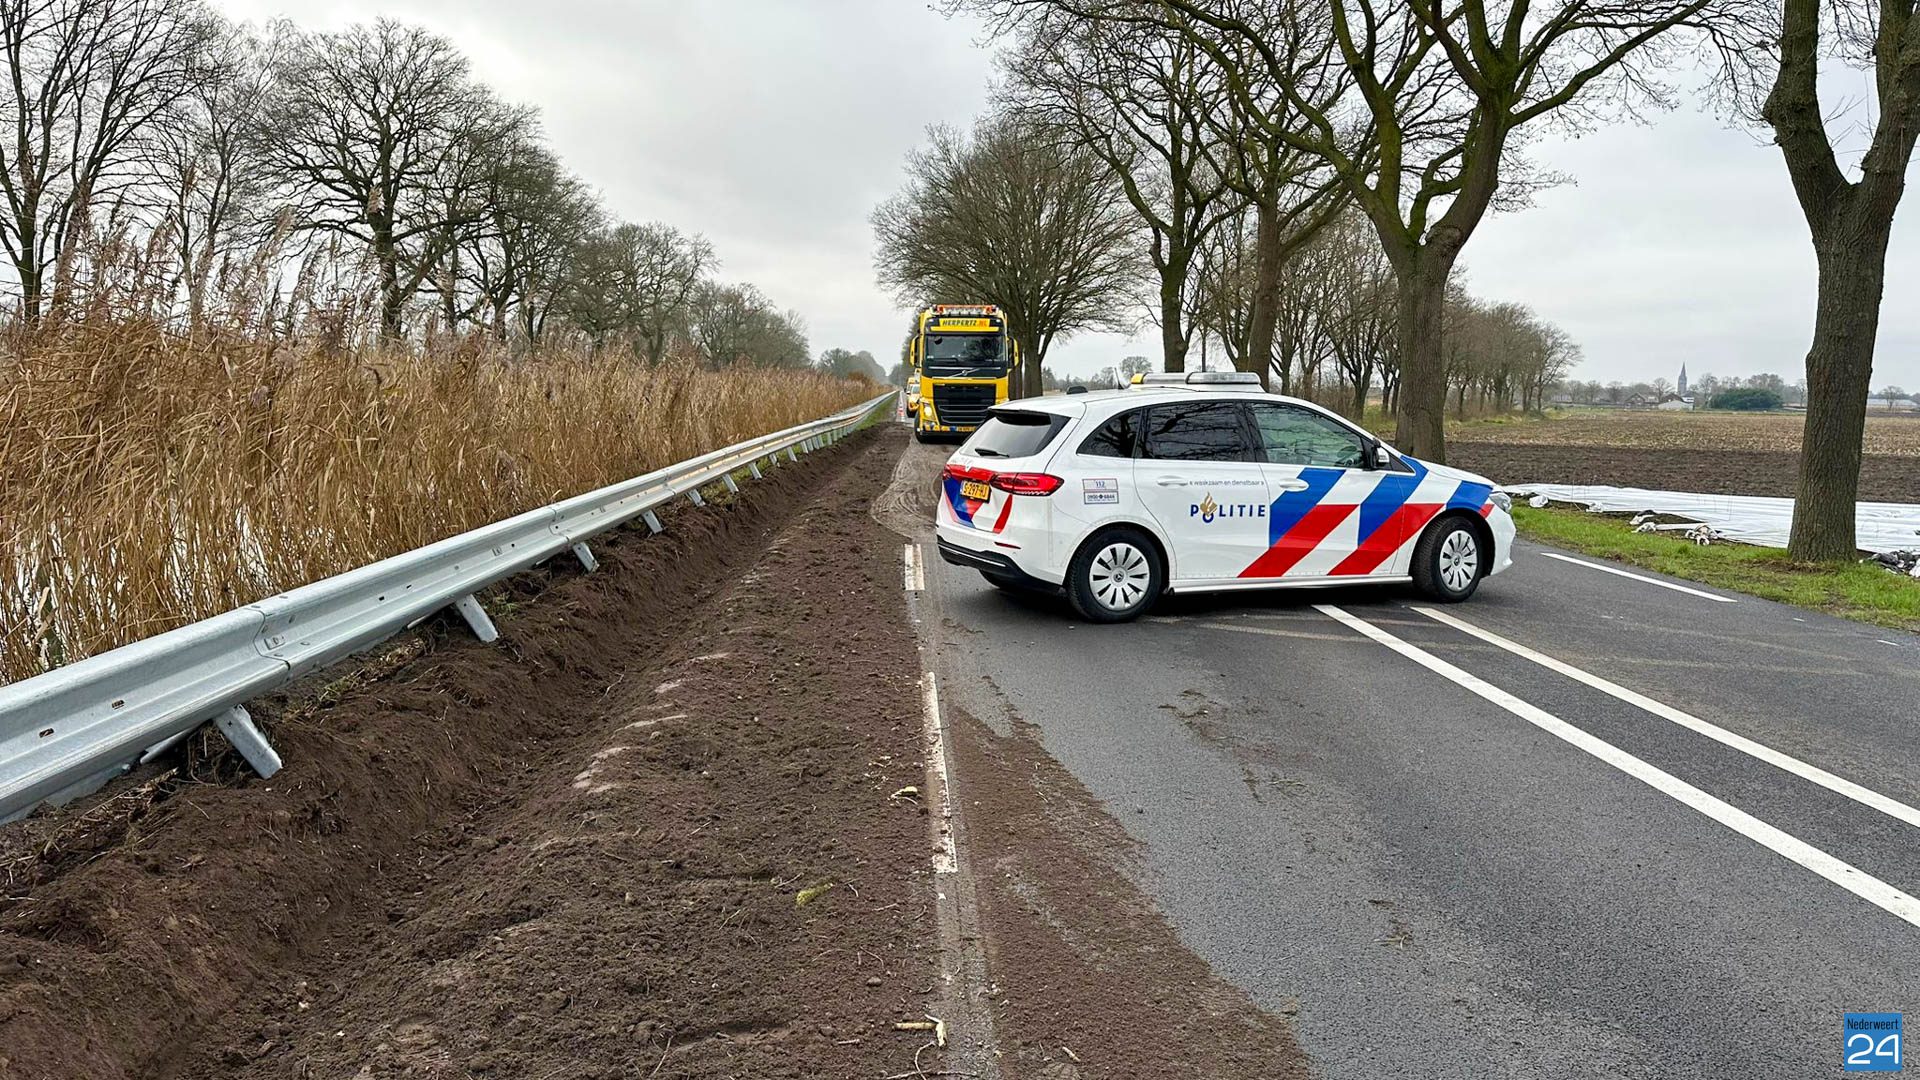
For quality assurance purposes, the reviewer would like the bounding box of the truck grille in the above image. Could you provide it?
[932,384,997,429]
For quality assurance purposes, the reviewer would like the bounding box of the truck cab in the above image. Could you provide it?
[909,304,1021,442]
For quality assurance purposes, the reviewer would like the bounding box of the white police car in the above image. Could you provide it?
[933,372,1515,622]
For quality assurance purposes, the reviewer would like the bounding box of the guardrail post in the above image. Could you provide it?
[787,447,799,463]
[571,542,599,572]
[687,488,706,508]
[643,509,664,534]
[453,594,499,643]
[749,461,763,480]
[723,474,740,494]
[215,706,282,779]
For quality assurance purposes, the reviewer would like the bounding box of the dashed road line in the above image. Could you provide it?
[903,542,925,592]
[1413,606,1920,832]
[922,675,957,874]
[1539,551,1738,603]
[1312,603,1920,930]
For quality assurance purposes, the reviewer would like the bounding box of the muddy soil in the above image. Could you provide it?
[1450,443,1920,504]
[0,427,942,1080]
[947,704,1309,1080]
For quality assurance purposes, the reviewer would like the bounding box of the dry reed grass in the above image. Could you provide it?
[0,321,872,685]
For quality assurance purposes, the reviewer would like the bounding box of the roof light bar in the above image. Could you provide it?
[1139,371,1264,386]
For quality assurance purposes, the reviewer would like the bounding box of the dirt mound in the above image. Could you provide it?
[0,428,939,1080]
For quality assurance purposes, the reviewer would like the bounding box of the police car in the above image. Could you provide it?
[933,371,1514,622]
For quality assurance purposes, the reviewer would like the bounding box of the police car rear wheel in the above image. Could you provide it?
[1067,529,1162,622]
[1413,517,1484,602]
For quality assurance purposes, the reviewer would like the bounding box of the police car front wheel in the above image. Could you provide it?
[1066,528,1163,623]
[1412,517,1485,602]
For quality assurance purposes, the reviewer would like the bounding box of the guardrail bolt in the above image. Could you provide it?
[571,542,599,573]
[215,706,283,779]
[453,593,500,643]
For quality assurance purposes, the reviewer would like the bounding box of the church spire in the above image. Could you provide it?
[1677,363,1689,397]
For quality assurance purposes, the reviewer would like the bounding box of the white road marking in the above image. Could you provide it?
[923,673,957,874]
[1314,603,1920,930]
[903,542,925,593]
[1539,551,1738,603]
[1413,606,1920,832]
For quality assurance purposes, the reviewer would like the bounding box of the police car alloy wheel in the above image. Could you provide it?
[1413,518,1485,602]
[1067,528,1162,622]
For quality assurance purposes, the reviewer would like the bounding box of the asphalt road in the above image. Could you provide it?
[904,442,1920,1079]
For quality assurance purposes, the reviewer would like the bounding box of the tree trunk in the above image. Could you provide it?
[1392,254,1451,462]
[1788,226,1890,561]
[1350,361,1371,420]
[1016,333,1044,399]
[375,220,403,346]
[1241,197,1283,391]
[1159,267,1189,373]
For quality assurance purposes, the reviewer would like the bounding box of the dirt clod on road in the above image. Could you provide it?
[0,427,940,1080]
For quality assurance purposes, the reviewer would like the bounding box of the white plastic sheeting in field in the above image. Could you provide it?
[1507,484,1920,555]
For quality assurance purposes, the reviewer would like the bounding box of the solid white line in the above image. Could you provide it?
[1412,606,1920,832]
[903,542,924,593]
[1314,603,1920,930]
[923,673,957,874]
[1539,551,1737,603]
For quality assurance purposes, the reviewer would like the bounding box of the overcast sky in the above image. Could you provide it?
[213,0,1919,391]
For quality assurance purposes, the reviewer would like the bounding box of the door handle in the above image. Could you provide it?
[1155,477,1186,487]
[1275,479,1310,491]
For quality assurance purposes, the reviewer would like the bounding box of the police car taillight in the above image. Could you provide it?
[988,472,1063,496]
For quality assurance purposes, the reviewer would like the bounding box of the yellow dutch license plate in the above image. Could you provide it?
[961,479,992,501]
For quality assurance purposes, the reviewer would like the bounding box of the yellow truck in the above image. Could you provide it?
[907,304,1021,442]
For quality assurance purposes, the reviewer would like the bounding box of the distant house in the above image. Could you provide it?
[1656,393,1695,411]
[1626,393,1650,407]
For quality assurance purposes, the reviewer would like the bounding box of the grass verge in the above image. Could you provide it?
[1512,505,1920,634]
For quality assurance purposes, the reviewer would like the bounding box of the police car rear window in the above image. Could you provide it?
[966,411,1068,459]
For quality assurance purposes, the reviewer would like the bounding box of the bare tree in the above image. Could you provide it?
[255,19,520,342]
[1318,214,1396,417]
[685,281,808,369]
[1714,1,1920,559]
[570,222,714,362]
[153,18,279,333]
[1109,0,1711,461]
[0,0,210,325]
[455,140,599,344]
[999,10,1244,372]
[872,118,1139,398]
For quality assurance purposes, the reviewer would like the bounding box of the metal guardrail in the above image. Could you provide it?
[0,391,896,823]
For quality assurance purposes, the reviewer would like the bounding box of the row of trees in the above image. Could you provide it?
[0,2,812,367]
[877,0,1919,561]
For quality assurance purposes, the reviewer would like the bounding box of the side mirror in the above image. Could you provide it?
[1371,443,1394,470]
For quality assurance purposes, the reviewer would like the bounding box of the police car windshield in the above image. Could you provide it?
[924,334,1007,378]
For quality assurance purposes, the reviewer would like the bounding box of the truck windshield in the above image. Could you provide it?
[923,333,1007,378]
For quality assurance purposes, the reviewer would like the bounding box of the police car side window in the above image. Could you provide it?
[1077,409,1140,457]
[1142,402,1257,462]
[1249,403,1365,468]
